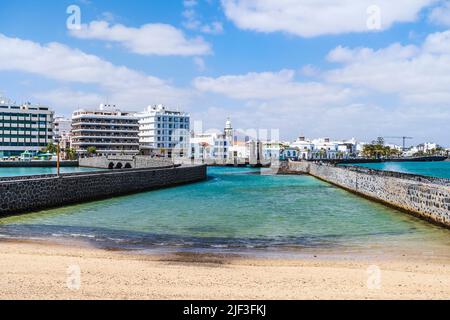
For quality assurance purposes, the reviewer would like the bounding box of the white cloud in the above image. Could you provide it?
[191,30,450,144]
[423,29,450,53]
[194,69,352,101]
[221,0,436,37]
[0,33,190,113]
[32,89,104,114]
[300,64,320,77]
[194,57,206,72]
[200,21,224,34]
[182,0,224,34]
[325,31,450,105]
[428,1,450,26]
[70,21,212,56]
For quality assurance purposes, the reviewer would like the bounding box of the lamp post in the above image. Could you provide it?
[57,144,61,177]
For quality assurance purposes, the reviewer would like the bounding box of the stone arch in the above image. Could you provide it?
[115,162,123,169]
[108,162,115,169]
[124,163,132,169]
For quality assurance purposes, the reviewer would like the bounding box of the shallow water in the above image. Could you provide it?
[0,166,101,177]
[349,161,450,179]
[0,167,449,257]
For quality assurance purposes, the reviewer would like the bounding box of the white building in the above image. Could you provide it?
[418,142,439,153]
[262,141,283,160]
[291,137,315,160]
[71,104,140,156]
[228,141,249,163]
[289,136,358,160]
[0,99,54,158]
[189,119,234,162]
[137,104,190,158]
[189,132,230,160]
[53,116,72,143]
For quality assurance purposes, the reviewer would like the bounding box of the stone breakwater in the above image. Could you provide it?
[286,161,450,228]
[79,156,174,169]
[0,165,207,217]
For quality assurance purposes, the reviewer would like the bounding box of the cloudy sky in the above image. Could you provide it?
[0,0,449,145]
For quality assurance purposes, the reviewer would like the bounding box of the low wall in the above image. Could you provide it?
[287,161,450,228]
[79,156,174,169]
[0,161,79,167]
[0,165,207,216]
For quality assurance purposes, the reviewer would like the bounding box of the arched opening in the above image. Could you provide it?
[124,163,132,169]
[108,162,115,169]
[115,162,123,169]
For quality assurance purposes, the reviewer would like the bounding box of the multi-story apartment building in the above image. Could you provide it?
[0,99,54,158]
[137,104,190,158]
[71,104,140,156]
[53,117,72,142]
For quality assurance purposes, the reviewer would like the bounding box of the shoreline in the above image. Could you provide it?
[0,238,449,300]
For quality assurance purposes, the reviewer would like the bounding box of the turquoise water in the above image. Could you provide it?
[0,166,101,177]
[0,167,449,255]
[348,161,450,179]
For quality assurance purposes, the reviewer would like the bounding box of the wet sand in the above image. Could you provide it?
[0,240,449,300]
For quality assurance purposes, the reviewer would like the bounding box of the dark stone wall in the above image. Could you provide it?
[0,165,207,216]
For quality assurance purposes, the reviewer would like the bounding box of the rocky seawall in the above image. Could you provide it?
[0,165,207,216]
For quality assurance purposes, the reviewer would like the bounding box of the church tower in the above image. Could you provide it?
[224,118,233,143]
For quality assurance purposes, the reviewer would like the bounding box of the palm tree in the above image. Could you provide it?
[66,148,78,160]
[86,146,97,157]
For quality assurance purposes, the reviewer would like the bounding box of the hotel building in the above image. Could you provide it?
[137,104,190,158]
[71,104,140,156]
[0,99,54,158]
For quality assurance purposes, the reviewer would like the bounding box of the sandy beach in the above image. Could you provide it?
[0,240,449,300]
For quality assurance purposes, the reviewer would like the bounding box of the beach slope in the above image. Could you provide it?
[0,241,449,300]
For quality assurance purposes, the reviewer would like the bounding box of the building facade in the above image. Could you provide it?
[189,132,230,160]
[289,136,358,160]
[71,105,140,156]
[53,117,72,142]
[0,100,54,158]
[137,105,190,158]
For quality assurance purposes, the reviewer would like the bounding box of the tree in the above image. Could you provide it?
[362,138,402,159]
[43,143,57,154]
[86,146,97,157]
[66,148,78,160]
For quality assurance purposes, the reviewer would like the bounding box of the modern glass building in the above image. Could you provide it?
[0,100,54,158]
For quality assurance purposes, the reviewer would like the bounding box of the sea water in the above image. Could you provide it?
[0,166,449,257]
[349,161,450,179]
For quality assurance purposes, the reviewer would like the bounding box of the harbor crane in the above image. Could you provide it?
[383,136,413,151]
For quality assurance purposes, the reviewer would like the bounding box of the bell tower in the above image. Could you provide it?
[224,118,233,142]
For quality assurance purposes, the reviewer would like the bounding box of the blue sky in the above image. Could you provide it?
[0,0,449,146]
